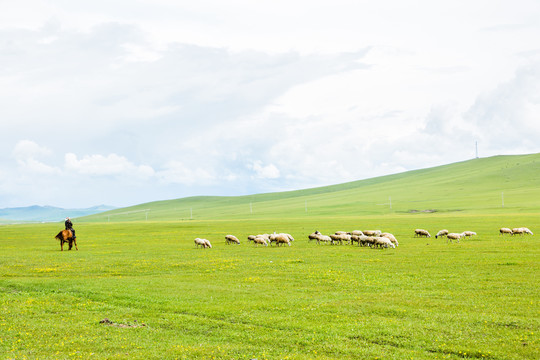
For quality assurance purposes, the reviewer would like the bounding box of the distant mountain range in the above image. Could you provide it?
[0,205,116,223]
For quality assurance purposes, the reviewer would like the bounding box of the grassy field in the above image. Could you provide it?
[1,154,539,359]
[1,213,539,359]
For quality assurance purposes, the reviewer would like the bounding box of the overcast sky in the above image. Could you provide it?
[1,1,540,208]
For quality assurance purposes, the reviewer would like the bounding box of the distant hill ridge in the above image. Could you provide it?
[0,205,116,223]
[80,153,540,222]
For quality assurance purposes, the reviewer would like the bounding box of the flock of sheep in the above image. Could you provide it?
[414,228,478,243]
[308,230,398,248]
[414,226,534,243]
[499,227,534,236]
[194,230,399,249]
[193,226,534,249]
[194,233,295,248]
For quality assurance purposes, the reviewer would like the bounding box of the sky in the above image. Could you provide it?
[1,0,540,209]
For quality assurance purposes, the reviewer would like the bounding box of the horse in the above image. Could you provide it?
[55,229,78,251]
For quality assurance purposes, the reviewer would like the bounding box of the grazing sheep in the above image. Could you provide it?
[363,230,382,236]
[273,233,291,247]
[373,237,395,249]
[350,234,361,245]
[308,232,334,245]
[335,231,350,235]
[253,236,268,247]
[247,235,257,242]
[499,227,513,235]
[362,236,376,247]
[351,230,364,236]
[329,233,351,245]
[415,229,431,238]
[225,234,241,245]
[512,228,525,235]
[513,227,533,235]
[268,233,281,246]
[308,231,324,241]
[461,231,477,238]
[253,234,270,243]
[283,233,295,242]
[194,238,211,248]
[446,233,462,243]
[435,229,449,239]
[381,232,399,247]
[315,234,334,245]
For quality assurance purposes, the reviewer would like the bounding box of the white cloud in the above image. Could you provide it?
[1,1,540,208]
[64,153,154,178]
[250,161,280,179]
[13,140,52,161]
[157,161,215,185]
[12,140,60,174]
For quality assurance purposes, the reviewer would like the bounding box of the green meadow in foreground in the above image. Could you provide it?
[1,214,539,359]
[1,154,539,359]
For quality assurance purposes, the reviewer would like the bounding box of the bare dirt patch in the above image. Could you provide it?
[99,318,146,328]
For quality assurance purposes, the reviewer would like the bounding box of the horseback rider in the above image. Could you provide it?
[65,217,76,239]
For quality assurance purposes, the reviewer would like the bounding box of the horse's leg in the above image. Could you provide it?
[73,238,78,250]
[68,239,73,250]
[61,240,64,251]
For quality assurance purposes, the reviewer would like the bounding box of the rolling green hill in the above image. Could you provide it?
[80,153,540,222]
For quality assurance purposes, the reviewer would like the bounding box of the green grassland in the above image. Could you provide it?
[1,154,540,359]
[81,154,540,222]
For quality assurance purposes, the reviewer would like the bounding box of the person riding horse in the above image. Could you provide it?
[65,217,76,239]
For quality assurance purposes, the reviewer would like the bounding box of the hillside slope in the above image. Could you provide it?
[80,153,540,222]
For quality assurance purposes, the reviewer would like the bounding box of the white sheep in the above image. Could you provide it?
[329,233,351,245]
[273,233,291,247]
[253,236,268,247]
[351,230,364,236]
[308,231,321,241]
[362,236,376,247]
[363,230,382,236]
[225,234,241,245]
[283,233,295,242]
[350,234,362,246]
[446,233,462,243]
[461,231,477,238]
[512,228,524,235]
[415,229,431,238]
[513,227,533,235]
[313,234,334,245]
[435,229,449,239]
[499,228,512,235]
[194,238,211,248]
[373,237,395,249]
[381,232,399,247]
[521,227,534,235]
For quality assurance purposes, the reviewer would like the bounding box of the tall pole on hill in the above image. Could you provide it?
[475,141,479,159]
[501,192,504,208]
